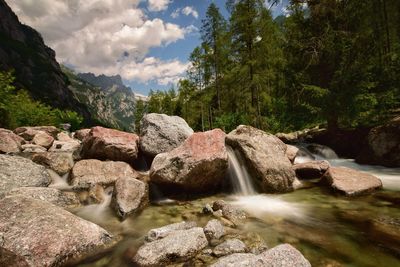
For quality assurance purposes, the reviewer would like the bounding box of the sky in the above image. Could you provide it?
[6,0,288,95]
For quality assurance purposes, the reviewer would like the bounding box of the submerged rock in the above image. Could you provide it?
[0,196,112,266]
[111,176,149,219]
[212,200,247,226]
[139,113,193,158]
[226,125,296,193]
[145,221,197,242]
[132,227,208,266]
[32,131,54,149]
[150,129,228,193]
[293,160,330,180]
[82,126,139,164]
[321,167,382,196]
[213,239,247,257]
[0,154,51,198]
[0,128,24,154]
[70,159,136,189]
[204,219,225,240]
[32,152,74,175]
[6,187,80,208]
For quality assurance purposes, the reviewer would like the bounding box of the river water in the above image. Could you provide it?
[69,145,400,267]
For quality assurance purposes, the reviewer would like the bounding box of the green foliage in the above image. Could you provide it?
[0,71,83,130]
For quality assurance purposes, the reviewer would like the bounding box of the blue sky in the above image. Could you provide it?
[8,0,288,95]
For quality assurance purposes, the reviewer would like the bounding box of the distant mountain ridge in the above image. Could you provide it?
[78,73,132,95]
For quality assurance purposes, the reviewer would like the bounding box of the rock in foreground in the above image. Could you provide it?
[226,125,296,193]
[150,129,228,193]
[132,227,208,266]
[322,167,382,196]
[0,196,112,266]
[0,128,24,154]
[139,113,193,158]
[0,154,51,198]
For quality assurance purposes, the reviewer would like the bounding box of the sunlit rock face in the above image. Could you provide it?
[226,125,296,193]
[150,129,228,193]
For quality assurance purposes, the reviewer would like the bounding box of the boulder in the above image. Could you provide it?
[213,239,247,257]
[212,200,247,226]
[356,117,400,167]
[150,129,228,193]
[32,152,74,175]
[0,196,112,266]
[6,187,80,208]
[21,144,47,153]
[226,125,296,193]
[145,221,197,242]
[32,131,54,149]
[14,126,59,140]
[82,126,139,164]
[49,139,81,160]
[286,145,299,163]
[111,176,149,219]
[139,113,194,158]
[132,227,208,266]
[204,219,225,240]
[70,159,136,189]
[57,132,73,141]
[321,167,382,196]
[0,128,24,154]
[293,160,330,180]
[0,155,51,198]
[210,253,259,267]
[74,128,91,141]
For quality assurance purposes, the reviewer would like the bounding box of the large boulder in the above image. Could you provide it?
[0,155,51,198]
[111,176,149,219]
[32,131,54,149]
[0,196,112,266]
[145,221,197,242]
[82,126,139,164]
[0,128,24,154]
[204,219,225,240]
[14,126,59,140]
[32,152,74,175]
[70,159,136,189]
[293,160,330,180]
[356,117,400,167]
[150,129,228,193]
[321,167,382,196]
[139,113,194,158]
[132,227,208,266]
[226,125,296,193]
[6,187,80,208]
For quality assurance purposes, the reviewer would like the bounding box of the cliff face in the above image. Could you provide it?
[0,0,91,122]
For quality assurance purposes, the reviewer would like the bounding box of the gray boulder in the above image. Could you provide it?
[139,113,193,158]
[0,155,51,198]
[0,196,112,266]
[145,221,197,242]
[213,239,247,257]
[132,227,208,266]
[204,219,225,240]
[6,187,80,208]
[32,152,74,175]
[226,125,296,193]
[150,129,228,193]
[111,176,149,219]
[0,128,24,154]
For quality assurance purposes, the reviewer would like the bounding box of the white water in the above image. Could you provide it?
[75,187,113,222]
[295,144,400,191]
[227,146,256,196]
[48,169,73,190]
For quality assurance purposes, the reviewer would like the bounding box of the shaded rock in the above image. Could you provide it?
[357,117,400,167]
[226,125,296,193]
[150,129,228,193]
[321,167,382,196]
[257,244,311,267]
[132,227,207,266]
[0,155,51,198]
[21,144,47,153]
[0,128,24,154]
[32,152,74,175]
[0,196,112,266]
[293,160,330,180]
[75,128,91,141]
[139,113,193,158]
[306,143,338,159]
[212,200,247,226]
[286,144,299,163]
[57,132,72,141]
[204,219,225,240]
[32,131,54,149]
[210,253,259,267]
[82,126,139,164]
[111,176,149,219]
[213,239,247,257]
[6,187,80,208]
[70,159,136,189]
[145,221,197,242]
[14,126,59,140]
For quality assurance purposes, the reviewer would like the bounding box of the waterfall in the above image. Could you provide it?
[227,146,256,196]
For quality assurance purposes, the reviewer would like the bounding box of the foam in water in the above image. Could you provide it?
[47,169,72,190]
[75,187,113,222]
[226,146,256,195]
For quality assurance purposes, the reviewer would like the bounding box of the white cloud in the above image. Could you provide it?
[171,6,198,19]
[6,0,189,86]
[148,0,171,12]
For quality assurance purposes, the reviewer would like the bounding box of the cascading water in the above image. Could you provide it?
[226,146,256,195]
[48,169,72,190]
